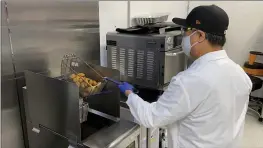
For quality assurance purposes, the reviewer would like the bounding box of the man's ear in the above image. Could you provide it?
[197,30,206,43]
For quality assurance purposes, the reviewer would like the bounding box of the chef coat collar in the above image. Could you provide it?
[192,49,228,65]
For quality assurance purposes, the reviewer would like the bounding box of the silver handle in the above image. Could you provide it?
[165,51,184,56]
[32,127,40,134]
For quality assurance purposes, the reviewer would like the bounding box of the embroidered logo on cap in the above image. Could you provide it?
[196,20,201,24]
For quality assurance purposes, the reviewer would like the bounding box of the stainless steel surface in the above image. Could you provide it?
[120,107,150,148]
[1,105,25,148]
[83,65,120,118]
[1,1,16,110]
[82,120,139,148]
[24,86,89,124]
[25,71,81,143]
[147,128,159,148]
[88,108,119,123]
[114,127,140,148]
[164,49,185,84]
[121,104,162,148]
[2,1,100,147]
[22,86,31,122]
[120,107,135,122]
[26,121,70,148]
[7,0,100,76]
[79,99,89,123]
[140,126,148,148]
[160,128,168,148]
[1,1,25,148]
[106,32,184,89]
[24,66,121,147]
[1,19,13,77]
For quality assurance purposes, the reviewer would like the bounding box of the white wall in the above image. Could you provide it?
[99,1,128,66]
[189,1,263,66]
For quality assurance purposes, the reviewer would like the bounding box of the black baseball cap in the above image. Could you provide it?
[172,5,229,36]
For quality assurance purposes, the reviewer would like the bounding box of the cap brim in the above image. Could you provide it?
[172,18,187,27]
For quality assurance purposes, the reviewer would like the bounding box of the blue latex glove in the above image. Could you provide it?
[118,82,134,94]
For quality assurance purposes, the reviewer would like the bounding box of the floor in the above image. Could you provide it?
[242,113,263,147]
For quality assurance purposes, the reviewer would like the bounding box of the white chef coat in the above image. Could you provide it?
[127,50,252,148]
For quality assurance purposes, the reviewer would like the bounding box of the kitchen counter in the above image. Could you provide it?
[82,120,140,148]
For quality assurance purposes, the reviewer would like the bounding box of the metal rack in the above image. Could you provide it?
[61,54,107,97]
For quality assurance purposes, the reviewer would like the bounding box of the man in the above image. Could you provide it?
[118,5,252,148]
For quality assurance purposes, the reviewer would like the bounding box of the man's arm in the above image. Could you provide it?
[126,77,193,128]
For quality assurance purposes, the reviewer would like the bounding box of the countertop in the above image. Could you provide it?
[82,120,139,148]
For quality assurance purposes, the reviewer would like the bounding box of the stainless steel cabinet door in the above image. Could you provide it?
[26,122,69,148]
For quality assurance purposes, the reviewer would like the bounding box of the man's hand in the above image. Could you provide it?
[118,82,134,97]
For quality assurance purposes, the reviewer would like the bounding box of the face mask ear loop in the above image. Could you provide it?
[191,31,205,48]
[189,31,198,48]
[198,31,206,43]
[191,41,199,48]
[189,31,197,37]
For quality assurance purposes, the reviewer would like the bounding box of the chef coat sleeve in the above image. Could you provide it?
[126,74,210,128]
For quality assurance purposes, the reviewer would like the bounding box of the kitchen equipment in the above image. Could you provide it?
[106,30,185,90]
[61,54,107,97]
[23,63,141,148]
[132,13,169,26]
[61,54,140,97]
[104,77,122,85]
[83,121,140,148]
[79,99,89,123]
[116,22,181,35]
[104,77,139,94]
[107,25,185,148]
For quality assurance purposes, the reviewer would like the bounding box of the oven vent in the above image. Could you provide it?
[136,50,145,79]
[127,49,135,77]
[119,48,126,75]
[111,47,118,69]
[146,51,154,80]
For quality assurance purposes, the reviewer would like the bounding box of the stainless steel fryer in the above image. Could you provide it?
[23,64,121,147]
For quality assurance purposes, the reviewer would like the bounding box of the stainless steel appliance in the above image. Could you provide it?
[106,29,185,148]
[106,31,185,89]
[1,1,100,148]
[23,64,140,148]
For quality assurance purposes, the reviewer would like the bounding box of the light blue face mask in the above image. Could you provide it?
[181,31,199,57]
